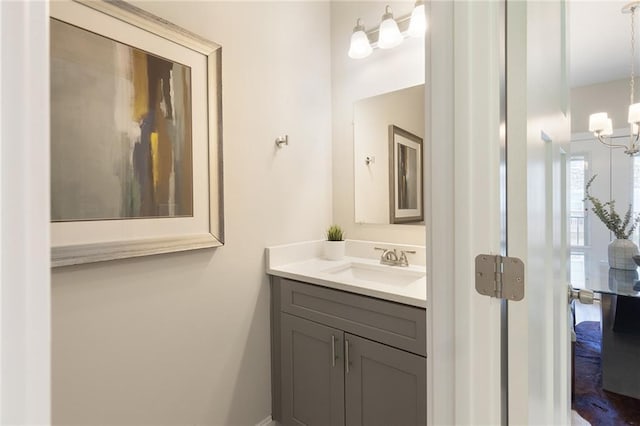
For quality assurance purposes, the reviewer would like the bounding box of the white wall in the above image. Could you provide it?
[51,2,332,424]
[331,1,426,245]
[571,78,636,134]
[354,85,424,224]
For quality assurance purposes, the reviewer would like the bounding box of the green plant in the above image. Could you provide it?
[326,224,344,241]
[584,174,640,239]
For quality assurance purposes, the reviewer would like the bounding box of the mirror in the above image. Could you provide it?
[354,84,425,225]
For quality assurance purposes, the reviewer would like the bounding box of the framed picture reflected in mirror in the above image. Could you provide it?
[389,125,423,224]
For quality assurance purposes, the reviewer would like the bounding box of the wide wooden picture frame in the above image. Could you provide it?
[389,125,423,224]
[50,0,224,267]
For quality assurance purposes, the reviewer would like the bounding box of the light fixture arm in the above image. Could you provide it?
[594,132,640,155]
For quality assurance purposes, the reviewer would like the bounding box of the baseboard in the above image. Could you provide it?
[256,415,277,426]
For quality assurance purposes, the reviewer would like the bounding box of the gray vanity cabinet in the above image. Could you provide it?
[344,334,426,426]
[271,277,426,426]
[281,313,345,426]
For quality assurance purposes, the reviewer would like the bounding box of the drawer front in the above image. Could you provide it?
[278,278,426,356]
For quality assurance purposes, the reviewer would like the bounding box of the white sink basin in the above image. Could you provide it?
[321,262,425,286]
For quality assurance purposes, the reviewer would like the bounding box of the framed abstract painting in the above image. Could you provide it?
[50,0,224,267]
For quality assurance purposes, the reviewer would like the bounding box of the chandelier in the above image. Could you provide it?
[588,1,640,156]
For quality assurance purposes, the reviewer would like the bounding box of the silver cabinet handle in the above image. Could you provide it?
[345,339,350,374]
[331,335,336,367]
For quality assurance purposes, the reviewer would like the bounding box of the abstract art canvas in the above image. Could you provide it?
[51,18,193,221]
[50,0,223,267]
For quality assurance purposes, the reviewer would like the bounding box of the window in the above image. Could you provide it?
[569,155,588,288]
[570,156,587,247]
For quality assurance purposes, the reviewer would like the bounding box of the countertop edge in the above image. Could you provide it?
[267,267,427,309]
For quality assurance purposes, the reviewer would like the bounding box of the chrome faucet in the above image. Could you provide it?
[374,247,416,267]
[375,247,398,265]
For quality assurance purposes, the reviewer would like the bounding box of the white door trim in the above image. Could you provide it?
[426,1,454,424]
[429,2,503,424]
[0,0,51,423]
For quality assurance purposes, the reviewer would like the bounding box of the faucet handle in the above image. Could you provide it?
[374,247,399,265]
[398,250,416,266]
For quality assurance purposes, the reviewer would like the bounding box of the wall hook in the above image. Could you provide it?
[275,135,289,148]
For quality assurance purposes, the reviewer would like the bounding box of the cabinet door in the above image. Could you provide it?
[281,313,345,426]
[345,334,426,426]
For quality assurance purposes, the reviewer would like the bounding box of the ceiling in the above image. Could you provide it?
[569,0,640,88]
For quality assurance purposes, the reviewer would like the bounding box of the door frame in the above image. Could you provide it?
[428,1,504,424]
[505,1,572,425]
[0,0,51,423]
[429,1,571,424]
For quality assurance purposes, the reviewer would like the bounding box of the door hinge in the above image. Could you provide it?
[475,254,525,301]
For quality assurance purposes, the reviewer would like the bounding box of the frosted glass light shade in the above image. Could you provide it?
[408,4,427,37]
[589,112,609,133]
[604,118,614,136]
[629,103,640,124]
[378,16,402,49]
[348,30,372,59]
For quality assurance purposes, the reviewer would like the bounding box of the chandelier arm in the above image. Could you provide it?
[596,135,632,150]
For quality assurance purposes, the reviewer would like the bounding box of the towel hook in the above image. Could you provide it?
[275,135,289,148]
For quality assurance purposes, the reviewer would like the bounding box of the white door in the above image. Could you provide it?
[505,1,572,425]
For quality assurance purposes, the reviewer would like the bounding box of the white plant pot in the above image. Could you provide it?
[324,240,345,261]
[608,238,639,270]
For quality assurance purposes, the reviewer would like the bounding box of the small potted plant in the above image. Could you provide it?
[324,224,345,261]
[585,175,640,270]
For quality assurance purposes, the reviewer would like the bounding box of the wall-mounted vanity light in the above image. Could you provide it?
[378,6,403,49]
[348,1,426,60]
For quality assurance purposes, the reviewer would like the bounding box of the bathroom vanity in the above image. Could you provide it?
[266,241,427,426]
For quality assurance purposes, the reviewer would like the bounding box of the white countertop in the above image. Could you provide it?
[266,240,426,308]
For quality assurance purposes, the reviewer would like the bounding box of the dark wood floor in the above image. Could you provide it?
[573,321,640,425]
